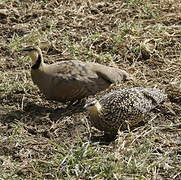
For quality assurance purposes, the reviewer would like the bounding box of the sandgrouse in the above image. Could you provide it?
[19,46,132,103]
[84,87,167,137]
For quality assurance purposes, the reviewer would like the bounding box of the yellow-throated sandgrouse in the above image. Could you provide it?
[84,87,167,137]
[19,46,132,103]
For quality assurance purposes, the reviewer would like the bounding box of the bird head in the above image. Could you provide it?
[19,46,42,65]
[84,100,102,114]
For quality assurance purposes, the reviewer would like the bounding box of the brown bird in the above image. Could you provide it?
[84,87,167,139]
[19,46,132,104]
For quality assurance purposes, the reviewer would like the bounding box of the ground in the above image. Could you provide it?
[0,0,181,179]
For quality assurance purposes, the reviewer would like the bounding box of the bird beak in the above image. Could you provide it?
[18,49,26,52]
[18,47,34,53]
[83,100,98,110]
[83,104,88,110]
[17,49,28,54]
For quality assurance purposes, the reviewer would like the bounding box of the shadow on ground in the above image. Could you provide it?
[0,101,85,125]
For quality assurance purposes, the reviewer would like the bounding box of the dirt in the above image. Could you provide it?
[0,0,181,179]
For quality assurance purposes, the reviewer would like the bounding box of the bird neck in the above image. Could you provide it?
[31,53,44,70]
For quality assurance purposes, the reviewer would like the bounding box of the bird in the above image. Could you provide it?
[19,46,133,104]
[84,87,167,139]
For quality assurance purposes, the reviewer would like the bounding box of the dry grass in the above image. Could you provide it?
[0,0,181,179]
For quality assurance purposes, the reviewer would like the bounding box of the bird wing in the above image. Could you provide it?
[44,60,86,80]
[89,63,132,84]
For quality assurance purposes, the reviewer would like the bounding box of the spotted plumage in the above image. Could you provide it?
[85,87,167,136]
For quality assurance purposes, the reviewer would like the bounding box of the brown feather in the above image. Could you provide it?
[85,87,167,135]
[21,46,132,103]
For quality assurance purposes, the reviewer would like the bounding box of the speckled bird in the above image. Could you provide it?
[84,87,167,137]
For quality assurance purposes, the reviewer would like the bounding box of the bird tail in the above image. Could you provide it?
[92,63,134,84]
[117,69,134,82]
[142,88,167,105]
